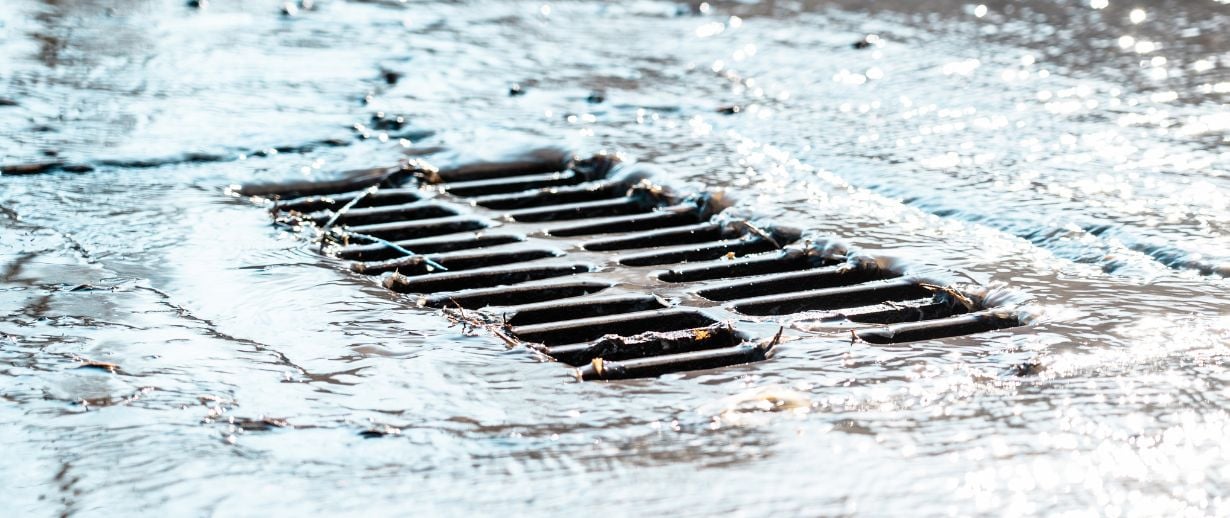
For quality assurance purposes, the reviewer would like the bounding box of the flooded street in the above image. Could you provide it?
[2,0,1229,515]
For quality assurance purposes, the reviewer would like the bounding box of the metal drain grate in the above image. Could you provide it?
[236,147,1026,381]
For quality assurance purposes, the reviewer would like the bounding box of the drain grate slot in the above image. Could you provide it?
[336,234,524,261]
[543,323,741,365]
[696,265,896,301]
[472,183,625,210]
[856,311,1019,343]
[546,205,702,237]
[276,188,422,213]
[731,278,931,316]
[503,294,668,326]
[308,202,456,226]
[443,171,588,197]
[347,216,489,241]
[574,343,770,381]
[659,249,824,283]
[511,309,715,346]
[385,263,592,294]
[505,197,657,222]
[420,280,612,309]
[618,236,779,267]
[352,248,559,275]
[582,222,726,251]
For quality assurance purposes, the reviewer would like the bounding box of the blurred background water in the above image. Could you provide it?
[1,0,1228,515]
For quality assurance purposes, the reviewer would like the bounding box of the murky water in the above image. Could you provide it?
[2,0,1229,515]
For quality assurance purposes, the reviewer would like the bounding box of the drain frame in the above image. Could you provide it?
[236,144,1031,381]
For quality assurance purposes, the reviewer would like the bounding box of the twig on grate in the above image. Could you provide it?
[269,194,281,225]
[316,162,422,250]
[491,328,519,348]
[443,300,520,347]
[730,220,781,248]
[343,233,448,272]
[319,185,378,251]
[757,326,784,360]
[768,326,784,348]
[443,302,482,334]
[918,283,976,312]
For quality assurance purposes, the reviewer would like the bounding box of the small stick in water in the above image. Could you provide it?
[342,233,448,272]
[731,220,781,249]
[319,185,378,251]
[918,283,976,311]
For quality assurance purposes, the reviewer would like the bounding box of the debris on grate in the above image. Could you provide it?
[232,141,1033,381]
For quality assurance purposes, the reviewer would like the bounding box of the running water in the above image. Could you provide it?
[1,0,1228,515]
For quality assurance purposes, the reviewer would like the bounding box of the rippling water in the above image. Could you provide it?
[2,0,1229,515]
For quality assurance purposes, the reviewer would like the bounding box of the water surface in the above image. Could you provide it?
[2,0,1229,515]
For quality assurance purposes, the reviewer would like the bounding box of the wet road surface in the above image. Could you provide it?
[2,0,1229,515]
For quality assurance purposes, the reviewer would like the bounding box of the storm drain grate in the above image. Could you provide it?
[236,148,1026,381]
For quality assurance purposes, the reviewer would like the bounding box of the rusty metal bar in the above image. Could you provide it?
[618,236,778,267]
[730,278,931,315]
[843,300,963,324]
[511,308,715,346]
[501,294,667,326]
[346,216,489,241]
[546,205,702,237]
[335,233,524,261]
[443,171,587,197]
[581,222,727,251]
[352,248,560,275]
[855,311,1019,343]
[658,248,824,283]
[696,265,895,301]
[307,202,456,226]
[384,263,592,294]
[472,182,625,210]
[574,343,770,381]
[505,196,656,222]
[543,324,741,365]
[419,280,613,309]
[276,188,422,213]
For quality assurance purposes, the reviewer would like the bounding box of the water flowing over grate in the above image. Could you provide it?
[235,144,1028,381]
